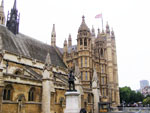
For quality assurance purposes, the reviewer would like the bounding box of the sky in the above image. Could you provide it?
[3,0,150,90]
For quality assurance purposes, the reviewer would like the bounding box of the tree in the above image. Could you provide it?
[143,97,150,105]
[119,86,144,105]
[119,86,131,104]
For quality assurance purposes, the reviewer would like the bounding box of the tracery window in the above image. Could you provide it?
[81,57,83,67]
[28,87,35,101]
[80,39,83,45]
[84,38,87,46]
[81,72,83,80]
[85,57,87,67]
[100,48,104,57]
[3,84,13,100]
[85,72,88,80]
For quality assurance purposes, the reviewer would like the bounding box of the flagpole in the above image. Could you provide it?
[101,13,103,30]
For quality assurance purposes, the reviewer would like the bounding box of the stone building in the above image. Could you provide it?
[0,0,120,113]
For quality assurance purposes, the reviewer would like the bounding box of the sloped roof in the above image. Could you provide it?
[78,16,90,32]
[0,25,66,68]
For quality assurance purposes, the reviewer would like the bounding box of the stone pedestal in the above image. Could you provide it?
[64,91,80,113]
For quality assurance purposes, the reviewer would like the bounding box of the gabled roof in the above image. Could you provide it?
[0,25,66,68]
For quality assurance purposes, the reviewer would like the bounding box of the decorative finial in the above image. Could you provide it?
[52,24,55,32]
[69,34,71,39]
[13,0,17,10]
[82,15,85,22]
[106,21,109,29]
[98,28,100,33]
[1,0,4,7]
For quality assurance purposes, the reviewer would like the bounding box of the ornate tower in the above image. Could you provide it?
[77,16,92,87]
[111,29,120,106]
[63,39,68,65]
[6,0,20,35]
[68,34,72,47]
[51,24,56,46]
[0,0,5,25]
[94,28,108,101]
[105,22,116,106]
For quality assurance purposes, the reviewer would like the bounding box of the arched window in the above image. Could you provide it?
[85,72,88,80]
[28,87,35,101]
[88,94,91,103]
[100,48,104,57]
[80,39,83,45]
[81,72,83,80]
[84,39,87,46]
[3,84,13,101]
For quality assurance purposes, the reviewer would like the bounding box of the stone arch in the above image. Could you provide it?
[3,84,14,101]
[28,87,35,101]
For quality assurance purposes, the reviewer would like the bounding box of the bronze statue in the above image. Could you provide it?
[68,70,76,91]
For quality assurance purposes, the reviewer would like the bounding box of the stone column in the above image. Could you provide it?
[42,69,51,113]
[92,68,100,113]
[0,66,4,113]
[64,91,80,113]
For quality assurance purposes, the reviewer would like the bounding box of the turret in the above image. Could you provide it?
[6,0,20,35]
[68,34,72,47]
[111,28,115,39]
[63,39,68,53]
[0,0,5,25]
[106,22,110,34]
[51,24,56,46]
[77,16,91,51]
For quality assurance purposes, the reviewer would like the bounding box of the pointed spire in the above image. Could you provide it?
[51,24,56,46]
[45,53,51,67]
[1,0,4,7]
[6,0,20,34]
[97,28,101,38]
[52,24,55,33]
[64,38,67,45]
[78,15,90,32]
[111,28,115,38]
[82,15,85,22]
[106,22,110,34]
[13,0,17,10]
[91,25,95,36]
[68,34,72,47]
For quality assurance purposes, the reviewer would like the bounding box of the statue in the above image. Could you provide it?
[68,70,76,91]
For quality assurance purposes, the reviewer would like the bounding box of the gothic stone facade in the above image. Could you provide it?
[0,0,120,113]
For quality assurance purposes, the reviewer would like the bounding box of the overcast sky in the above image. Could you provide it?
[3,0,150,90]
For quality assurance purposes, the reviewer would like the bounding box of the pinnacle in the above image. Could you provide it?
[13,0,17,10]
[78,15,90,32]
[52,24,55,32]
[45,53,51,67]
[1,0,4,7]
[68,34,71,39]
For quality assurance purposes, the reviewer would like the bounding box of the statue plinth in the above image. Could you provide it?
[64,91,80,113]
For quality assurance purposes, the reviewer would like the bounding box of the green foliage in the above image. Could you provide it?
[143,97,150,105]
[119,86,144,104]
